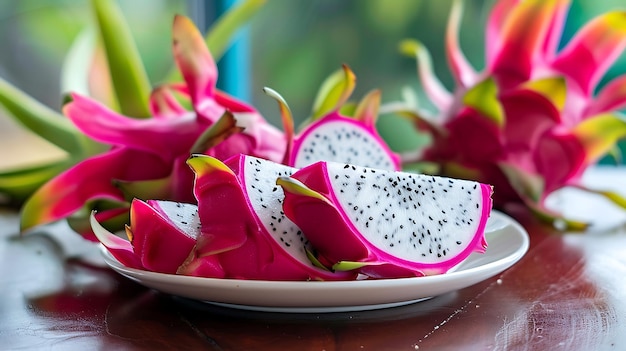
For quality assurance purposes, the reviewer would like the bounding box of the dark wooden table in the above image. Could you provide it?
[2,168,626,351]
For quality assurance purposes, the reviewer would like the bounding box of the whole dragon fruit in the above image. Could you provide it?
[178,154,354,281]
[277,161,492,278]
[393,0,626,229]
[91,199,200,274]
[20,14,285,240]
[265,64,401,170]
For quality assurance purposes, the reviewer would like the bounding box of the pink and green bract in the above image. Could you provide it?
[396,0,626,229]
[20,15,285,240]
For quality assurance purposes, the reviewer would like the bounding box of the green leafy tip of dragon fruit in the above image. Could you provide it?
[389,0,626,230]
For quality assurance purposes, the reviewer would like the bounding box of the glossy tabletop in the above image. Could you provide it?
[1,168,626,351]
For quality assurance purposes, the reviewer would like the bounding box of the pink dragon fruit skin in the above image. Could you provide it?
[278,161,492,279]
[91,199,200,274]
[128,199,200,274]
[179,154,355,281]
[90,212,143,270]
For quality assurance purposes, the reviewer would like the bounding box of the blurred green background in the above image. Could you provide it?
[0,0,624,169]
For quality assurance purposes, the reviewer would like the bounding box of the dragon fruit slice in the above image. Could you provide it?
[277,161,493,279]
[91,199,200,274]
[179,154,354,281]
[291,109,401,170]
[264,65,401,170]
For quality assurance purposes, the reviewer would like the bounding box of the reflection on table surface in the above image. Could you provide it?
[1,168,626,351]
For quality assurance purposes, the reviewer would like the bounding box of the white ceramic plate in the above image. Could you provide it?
[101,211,529,313]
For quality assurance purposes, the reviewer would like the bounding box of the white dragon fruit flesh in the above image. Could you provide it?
[91,199,200,274]
[178,153,355,281]
[277,161,493,278]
